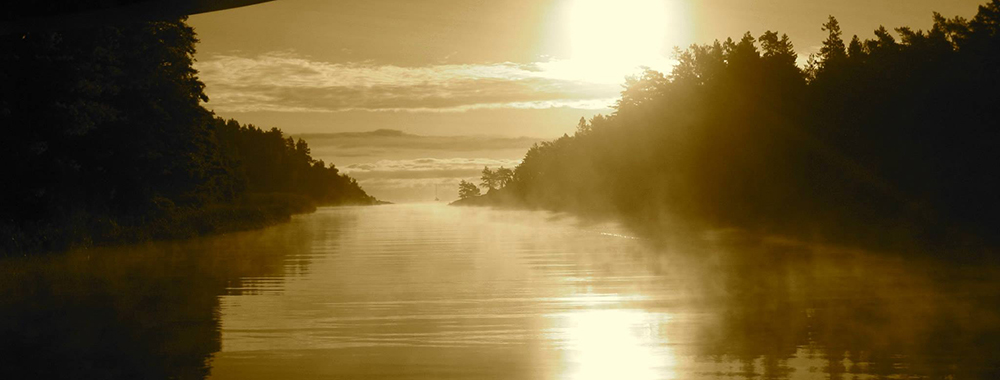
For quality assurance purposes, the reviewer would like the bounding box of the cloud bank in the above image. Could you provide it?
[345,157,522,203]
[295,129,543,158]
[195,51,622,113]
[345,157,522,179]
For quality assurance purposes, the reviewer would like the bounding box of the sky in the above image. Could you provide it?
[188,0,986,202]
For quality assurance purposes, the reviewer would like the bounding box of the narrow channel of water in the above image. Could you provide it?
[2,204,998,379]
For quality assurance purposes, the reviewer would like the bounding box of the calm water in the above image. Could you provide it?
[2,204,999,379]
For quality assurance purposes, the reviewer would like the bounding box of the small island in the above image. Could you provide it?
[450,166,520,207]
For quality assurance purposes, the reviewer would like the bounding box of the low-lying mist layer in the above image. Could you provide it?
[293,130,536,202]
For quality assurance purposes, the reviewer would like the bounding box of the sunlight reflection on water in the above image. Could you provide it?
[548,307,676,380]
[2,203,998,379]
[205,204,1000,379]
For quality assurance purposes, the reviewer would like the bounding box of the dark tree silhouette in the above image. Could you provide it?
[495,167,514,189]
[480,166,498,193]
[458,180,481,199]
[493,0,1000,254]
[0,18,377,255]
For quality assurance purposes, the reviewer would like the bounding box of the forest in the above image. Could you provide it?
[0,18,378,255]
[473,1,1000,255]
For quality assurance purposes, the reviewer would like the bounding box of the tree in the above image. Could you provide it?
[616,68,667,111]
[458,180,481,199]
[0,18,380,254]
[207,118,375,206]
[480,166,498,192]
[847,35,865,60]
[759,31,797,66]
[496,167,514,189]
[500,1,1000,251]
[818,16,847,70]
[575,117,591,135]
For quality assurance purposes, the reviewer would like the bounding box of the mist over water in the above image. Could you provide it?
[5,1,1000,379]
[3,204,998,379]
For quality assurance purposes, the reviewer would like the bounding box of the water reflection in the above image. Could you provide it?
[680,233,1000,380]
[0,219,320,379]
[2,204,999,379]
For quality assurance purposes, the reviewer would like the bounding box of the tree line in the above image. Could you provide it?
[489,1,1000,253]
[457,166,514,199]
[0,18,377,255]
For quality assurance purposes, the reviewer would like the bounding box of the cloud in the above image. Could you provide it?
[358,177,464,190]
[796,45,823,68]
[283,129,540,203]
[345,157,521,179]
[346,157,521,203]
[353,177,473,203]
[294,129,544,157]
[194,51,623,113]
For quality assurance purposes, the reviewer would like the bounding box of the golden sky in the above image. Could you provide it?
[189,0,984,137]
[189,0,986,202]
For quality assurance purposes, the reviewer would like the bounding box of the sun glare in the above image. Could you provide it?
[562,0,669,83]
[553,308,676,380]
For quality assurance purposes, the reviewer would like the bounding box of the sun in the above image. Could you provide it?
[566,0,668,81]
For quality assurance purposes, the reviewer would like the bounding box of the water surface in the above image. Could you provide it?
[2,204,998,379]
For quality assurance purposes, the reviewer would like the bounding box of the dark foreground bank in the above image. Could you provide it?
[455,1,1000,259]
[0,19,379,256]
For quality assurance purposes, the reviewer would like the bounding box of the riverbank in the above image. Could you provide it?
[451,187,998,262]
[1,20,386,257]
[449,190,522,208]
[0,193,385,257]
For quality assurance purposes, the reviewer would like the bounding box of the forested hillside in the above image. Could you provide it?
[496,1,1000,252]
[0,18,377,255]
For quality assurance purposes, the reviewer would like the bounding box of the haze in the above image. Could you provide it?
[188,0,984,202]
[190,0,983,136]
[5,1,1000,379]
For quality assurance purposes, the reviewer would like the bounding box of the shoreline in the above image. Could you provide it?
[451,190,998,263]
[1,194,386,257]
